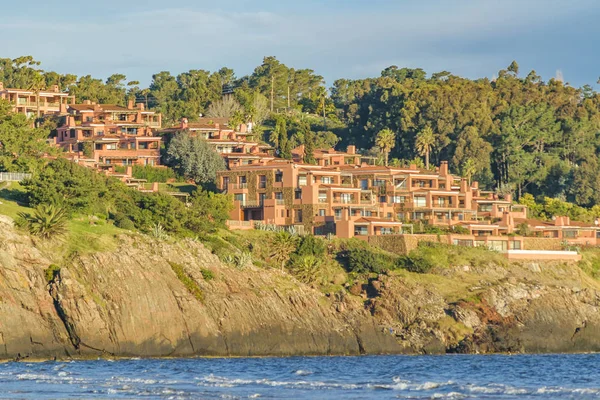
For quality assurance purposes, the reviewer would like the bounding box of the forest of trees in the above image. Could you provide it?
[2,56,600,209]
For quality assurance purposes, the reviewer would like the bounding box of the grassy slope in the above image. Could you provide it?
[0,181,124,259]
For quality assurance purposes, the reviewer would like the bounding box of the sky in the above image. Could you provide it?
[1,0,599,88]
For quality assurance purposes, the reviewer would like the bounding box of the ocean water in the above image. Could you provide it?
[1,354,599,399]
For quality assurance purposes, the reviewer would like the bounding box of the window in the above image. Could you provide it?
[387,213,392,218]
[340,193,352,203]
[413,196,426,207]
[86,116,92,122]
[258,175,266,189]
[95,144,103,150]
[298,175,307,186]
[106,143,117,150]
[354,226,368,236]
[295,190,302,200]
[120,142,128,149]
[318,209,326,217]
[318,192,327,203]
[321,176,333,184]
[564,230,578,239]
[373,179,386,187]
[479,204,493,212]
[360,179,369,190]
[259,193,266,205]
[222,177,230,190]
[70,129,76,138]
[275,172,283,182]
[130,142,136,149]
[275,192,283,200]
[234,194,245,202]
[392,196,405,204]
[379,196,386,203]
[295,210,303,223]
[334,209,342,220]
[239,176,247,184]
[97,130,104,136]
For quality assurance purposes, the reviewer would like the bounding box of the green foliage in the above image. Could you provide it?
[44,264,61,284]
[166,132,226,185]
[289,255,321,284]
[375,128,396,166]
[333,62,600,204]
[132,165,177,183]
[0,101,55,173]
[17,203,68,239]
[269,231,299,269]
[345,247,395,274]
[200,268,215,281]
[168,261,204,302]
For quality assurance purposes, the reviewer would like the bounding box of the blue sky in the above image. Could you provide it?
[1,0,599,88]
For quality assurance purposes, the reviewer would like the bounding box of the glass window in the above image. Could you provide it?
[275,172,283,182]
[298,175,307,186]
[413,197,426,207]
[318,209,326,216]
[295,190,302,200]
[321,176,333,184]
[275,192,283,200]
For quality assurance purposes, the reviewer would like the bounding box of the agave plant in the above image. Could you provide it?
[290,255,321,284]
[18,204,68,240]
[221,254,236,266]
[236,251,253,269]
[150,222,169,240]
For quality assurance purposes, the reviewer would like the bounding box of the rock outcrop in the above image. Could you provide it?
[1,216,600,360]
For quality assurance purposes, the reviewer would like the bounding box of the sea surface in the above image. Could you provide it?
[1,354,599,399]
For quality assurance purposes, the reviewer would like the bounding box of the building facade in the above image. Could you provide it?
[55,100,162,166]
[159,118,275,168]
[0,82,75,118]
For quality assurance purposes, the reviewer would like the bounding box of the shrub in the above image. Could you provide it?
[44,264,61,284]
[200,268,215,281]
[132,165,178,183]
[345,247,395,274]
[295,235,326,258]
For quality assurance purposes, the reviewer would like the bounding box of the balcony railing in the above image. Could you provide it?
[275,199,285,205]
[240,200,261,208]
[318,198,328,203]
[229,183,248,189]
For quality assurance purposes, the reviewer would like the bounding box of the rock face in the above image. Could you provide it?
[1,216,600,360]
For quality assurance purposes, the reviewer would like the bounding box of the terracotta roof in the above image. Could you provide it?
[69,104,96,111]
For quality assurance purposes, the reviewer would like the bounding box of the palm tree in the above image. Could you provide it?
[28,71,46,120]
[17,204,68,240]
[461,158,477,185]
[269,231,298,270]
[375,128,396,166]
[415,126,435,169]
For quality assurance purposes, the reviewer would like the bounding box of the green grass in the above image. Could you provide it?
[0,182,29,219]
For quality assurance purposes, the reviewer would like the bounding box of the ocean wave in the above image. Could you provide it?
[294,370,313,376]
[197,374,359,390]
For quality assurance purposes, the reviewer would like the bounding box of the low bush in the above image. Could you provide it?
[132,165,178,183]
[44,264,61,284]
[200,268,215,281]
[168,261,204,302]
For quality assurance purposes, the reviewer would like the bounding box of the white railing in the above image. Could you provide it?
[0,172,32,182]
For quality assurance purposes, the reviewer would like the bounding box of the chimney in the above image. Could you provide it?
[127,99,134,109]
[440,161,449,176]
[472,180,479,190]
[59,103,67,114]
[501,211,515,232]
[181,118,188,129]
[460,178,468,192]
[347,145,356,155]
[52,84,59,93]
[84,100,91,105]
[505,193,512,203]
[126,166,133,177]
[137,102,145,111]
[409,163,417,170]
[152,182,160,192]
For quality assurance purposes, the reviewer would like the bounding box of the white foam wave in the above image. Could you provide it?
[294,370,313,376]
[197,374,358,390]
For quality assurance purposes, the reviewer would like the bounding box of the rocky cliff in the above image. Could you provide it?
[1,215,600,360]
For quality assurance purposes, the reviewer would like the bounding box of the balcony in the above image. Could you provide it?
[229,183,248,190]
[275,199,285,205]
